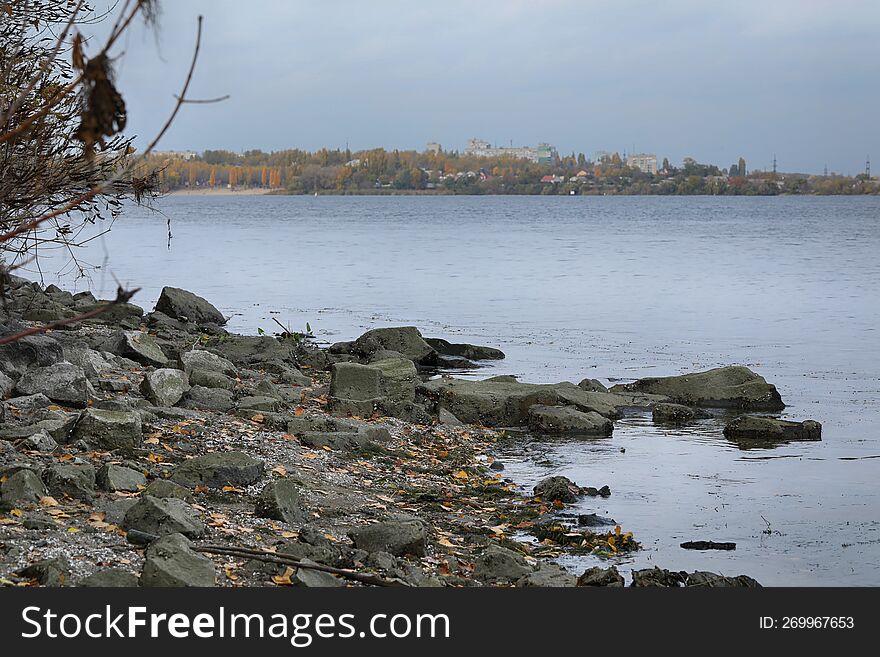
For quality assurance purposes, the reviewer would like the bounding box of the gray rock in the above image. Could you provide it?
[15,362,96,406]
[19,428,58,452]
[236,395,280,412]
[0,333,64,376]
[329,358,419,416]
[109,331,168,367]
[652,402,709,425]
[98,498,138,525]
[577,378,608,393]
[348,326,436,364]
[17,557,70,586]
[329,362,381,401]
[438,408,465,426]
[255,479,308,524]
[516,562,576,587]
[348,518,428,557]
[1,469,47,504]
[685,571,761,587]
[140,368,190,407]
[78,569,139,587]
[534,476,579,503]
[631,567,687,587]
[2,393,53,413]
[610,366,785,410]
[171,451,264,488]
[188,369,235,390]
[142,479,194,501]
[80,301,144,324]
[43,463,95,500]
[424,337,505,361]
[293,559,344,587]
[576,566,625,587]
[178,349,237,377]
[123,495,205,538]
[201,335,292,367]
[0,370,14,397]
[140,533,216,587]
[63,347,113,382]
[527,405,613,436]
[473,544,532,584]
[300,431,367,451]
[178,386,234,412]
[155,287,226,325]
[97,464,147,492]
[72,408,143,451]
[723,415,822,442]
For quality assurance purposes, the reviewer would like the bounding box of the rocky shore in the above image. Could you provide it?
[0,277,820,587]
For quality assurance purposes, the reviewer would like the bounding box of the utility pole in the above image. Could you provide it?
[772,154,777,176]
[824,163,828,177]
[867,155,871,178]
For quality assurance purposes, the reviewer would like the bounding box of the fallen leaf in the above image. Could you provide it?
[452,470,469,480]
[271,465,288,477]
[272,567,295,586]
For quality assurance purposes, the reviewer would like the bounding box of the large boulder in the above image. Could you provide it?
[140,533,216,587]
[329,358,419,417]
[473,544,532,584]
[1,469,47,504]
[43,463,96,500]
[177,385,235,412]
[108,331,168,367]
[14,362,96,406]
[348,518,428,557]
[0,333,64,376]
[200,335,293,367]
[417,377,558,426]
[344,327,435,364]
[577,566,625,587]
[611,366,784,410]
[96,464,147,492]
[723,415,821,442]
[140,368,190,407]
[154,287,226,325]
[178,349,237,377]
[72,408,143,451]
[123,495,205,538]
[527,405,613,436]
[171,451,264,489]
[425,337,505,361]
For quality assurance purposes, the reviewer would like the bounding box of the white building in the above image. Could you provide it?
[625,153,658,175]
[464,138,557,163]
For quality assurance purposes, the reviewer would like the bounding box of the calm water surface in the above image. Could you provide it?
[40,195,880,585]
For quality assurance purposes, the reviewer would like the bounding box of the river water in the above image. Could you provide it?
[36,194,880,585]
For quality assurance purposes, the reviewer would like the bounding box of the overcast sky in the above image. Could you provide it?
[96,0,880,174]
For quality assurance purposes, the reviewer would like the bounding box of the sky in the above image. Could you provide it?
[93,0,880,174]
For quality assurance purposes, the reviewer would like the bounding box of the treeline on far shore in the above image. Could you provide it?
[141,148,880,196]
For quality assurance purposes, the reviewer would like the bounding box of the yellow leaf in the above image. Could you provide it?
[452,470,468,480]
[272,566,295,586]
[271,465,288,477]
[144,436,160,445]
[10,508,23,518]
[281,531,298,539]
[437,538,456,548]
[221,485,243,493]
[251,414,265,423]
[67,527,79,533]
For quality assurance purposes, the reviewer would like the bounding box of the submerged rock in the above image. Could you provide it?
[723,415,821,442]
[652,402,710,425]
[424,337,505,361]
[611,365,785,410]
[534,476,580,503]
[527,405,613,436]
[155,287,226,326]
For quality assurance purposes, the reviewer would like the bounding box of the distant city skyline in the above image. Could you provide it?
[91,0,880,176]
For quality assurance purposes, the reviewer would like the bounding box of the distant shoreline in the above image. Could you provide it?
[167,187,280,197]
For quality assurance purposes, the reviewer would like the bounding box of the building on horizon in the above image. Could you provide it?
[625,153,658,175]
[426,142,442,154]
[464,138,558,164]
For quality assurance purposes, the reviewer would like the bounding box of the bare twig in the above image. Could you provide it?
[0,285,139,345]
[194,544,411,587]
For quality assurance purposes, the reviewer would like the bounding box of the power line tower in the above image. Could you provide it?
[867,155,871,178]
[772,154,777,176]
[823,163,828,177]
